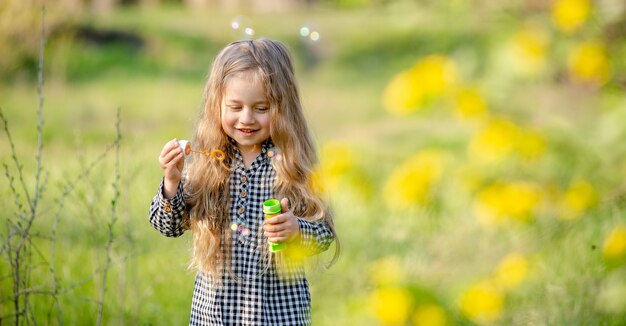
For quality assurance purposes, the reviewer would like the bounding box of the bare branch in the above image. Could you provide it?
[0,109,33,213]
[96,108,122,326]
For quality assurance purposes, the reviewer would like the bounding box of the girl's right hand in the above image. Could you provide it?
[159,138,184,198]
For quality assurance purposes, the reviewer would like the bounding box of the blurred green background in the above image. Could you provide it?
[2,0,626,325]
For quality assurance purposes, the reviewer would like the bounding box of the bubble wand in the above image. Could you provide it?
[178,139,228,169]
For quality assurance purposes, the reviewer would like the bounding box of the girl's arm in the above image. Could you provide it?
[264,198,334,255]
[148,178,187,237]
[295,218,334,256]
[149,138,187,237]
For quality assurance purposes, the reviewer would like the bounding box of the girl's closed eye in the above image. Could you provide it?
[255,106,269,112]
[227,105,242,111]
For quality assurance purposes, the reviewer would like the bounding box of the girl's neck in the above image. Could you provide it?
[238,144,261,169]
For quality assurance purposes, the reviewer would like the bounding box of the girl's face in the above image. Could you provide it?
[220,72,271,154]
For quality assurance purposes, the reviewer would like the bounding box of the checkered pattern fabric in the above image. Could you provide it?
[149,141,335,325]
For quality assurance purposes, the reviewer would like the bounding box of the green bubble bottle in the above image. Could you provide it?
[263,199,287,252]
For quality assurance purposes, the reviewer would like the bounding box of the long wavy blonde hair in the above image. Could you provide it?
[183,38,339,277]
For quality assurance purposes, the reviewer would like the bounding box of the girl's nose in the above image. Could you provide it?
[239,108,255,124]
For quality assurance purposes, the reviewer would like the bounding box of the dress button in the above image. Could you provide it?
[241,176,247,183]
[238,207,245,214]
[241,191,247,198]
[164,207,172,212]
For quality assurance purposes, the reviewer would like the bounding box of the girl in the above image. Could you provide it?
[149,38,338,325]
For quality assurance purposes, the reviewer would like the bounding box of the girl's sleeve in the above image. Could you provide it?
[148,179,187,237]
[295,218,334,255]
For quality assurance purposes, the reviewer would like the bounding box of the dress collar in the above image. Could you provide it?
[231,139,274,172]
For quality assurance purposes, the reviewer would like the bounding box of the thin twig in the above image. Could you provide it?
[33,4,45,225]
[96,108,122,326]
[0,109,33,214]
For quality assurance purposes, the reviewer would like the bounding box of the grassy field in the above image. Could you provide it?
[2,1,626,325]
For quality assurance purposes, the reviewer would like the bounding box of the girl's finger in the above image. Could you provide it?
[265,230,286,240]
[264,214,286,225]
[165,152,184,168]
[160,138,178,157]
[264,224,285,233]
[162,146,183,164]
[268,236,285,243]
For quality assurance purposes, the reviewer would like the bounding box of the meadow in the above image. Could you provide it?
[2,0,626,325]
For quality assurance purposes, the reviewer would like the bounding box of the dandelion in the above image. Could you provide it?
[382,70,425,116]
[473,181,543,227]
[383,55,457,115]
[369,287,413,325]
[412,304,448,326]
[320,141,354,177]
[317,141,372,200]
[568,41,612,85]
[493,252,530,290]
[507,23,549,77]
[603,225,626,261]
[468,118,520,163]
[552,0,592,34]
[459,280,504,324]
[413,55,458,99]
[453,87,489,121]
[558,180,597,220]
[383,150,444,210]
[309,167,324,195]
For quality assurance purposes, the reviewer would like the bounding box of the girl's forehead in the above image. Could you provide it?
[222,70,267,94]
[225,70,262,84]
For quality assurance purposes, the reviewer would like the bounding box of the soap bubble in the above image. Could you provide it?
[231,16,255,38]
[299,24,320,42]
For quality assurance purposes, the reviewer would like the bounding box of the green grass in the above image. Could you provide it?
[2,1,626,325]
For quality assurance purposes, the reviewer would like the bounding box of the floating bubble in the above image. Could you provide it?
[299,24,320,42]
[231,16,255,38]
[299,26,310,37]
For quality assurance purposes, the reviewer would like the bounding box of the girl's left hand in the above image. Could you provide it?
[263,198,300,243]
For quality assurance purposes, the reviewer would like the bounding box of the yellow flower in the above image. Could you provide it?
[552,0,592,34]
[309,167,325,195]
[493,252,530,290]
[383,55,457,115]
[453,87,489,121]
[317,141,372,201]
[558,180,597,220]
[474,181,543,227]
[568,41,612,85]
[412,55,458,99]
[517,129,547,161]
[603,225,626,261]
[469,118,520,163]
[383,150,445,210]
[459,280,504,324]
[369,287,413,325]
[383,70,425,115]
[320,141,355,177]
[507,23,549,77]
[412,304,448,326]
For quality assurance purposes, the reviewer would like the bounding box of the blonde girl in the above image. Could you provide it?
[149,38,338,325]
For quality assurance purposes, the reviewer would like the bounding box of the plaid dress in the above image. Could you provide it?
[149,142,335,325]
